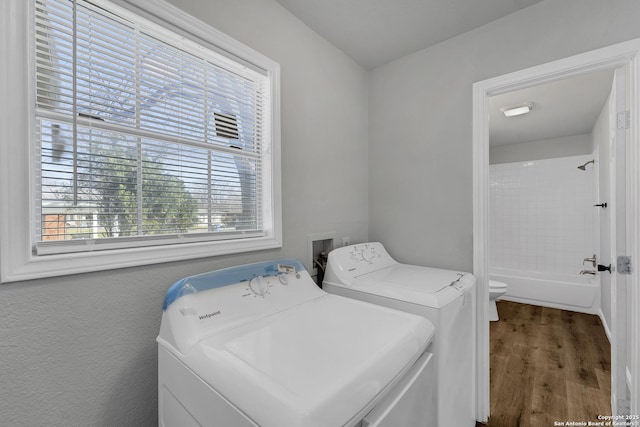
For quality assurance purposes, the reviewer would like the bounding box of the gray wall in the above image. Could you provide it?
[489,133,593,164]
[0,0,369,425]
[368,0,640,271]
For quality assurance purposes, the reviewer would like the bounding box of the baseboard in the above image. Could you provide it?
[598,308,612,344]
[500,295,597,315]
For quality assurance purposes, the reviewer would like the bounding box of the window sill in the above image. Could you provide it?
[3,235,282,283]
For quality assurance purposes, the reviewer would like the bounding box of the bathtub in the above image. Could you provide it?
[490,267,600,314]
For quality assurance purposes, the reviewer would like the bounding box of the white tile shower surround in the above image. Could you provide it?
[489,154,597,276]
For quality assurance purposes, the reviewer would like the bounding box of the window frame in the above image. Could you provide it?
[0,0,282,283]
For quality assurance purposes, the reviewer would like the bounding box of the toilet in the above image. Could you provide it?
[489,280,508,321]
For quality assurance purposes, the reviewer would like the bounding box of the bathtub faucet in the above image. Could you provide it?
[579,269,596,275]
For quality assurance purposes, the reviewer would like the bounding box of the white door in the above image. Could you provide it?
[473,40,640,422]
[609,66,632,416]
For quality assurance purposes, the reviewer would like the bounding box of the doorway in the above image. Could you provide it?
[488,68,612,315]
[472,39,640,423]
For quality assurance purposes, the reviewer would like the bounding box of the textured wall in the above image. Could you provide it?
[0,0,369,425]
[368,0,640,271]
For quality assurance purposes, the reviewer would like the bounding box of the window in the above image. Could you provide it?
[0,0,281,282]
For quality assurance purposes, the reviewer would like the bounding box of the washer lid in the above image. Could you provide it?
[353,264,475,308]
[185,294,434,427]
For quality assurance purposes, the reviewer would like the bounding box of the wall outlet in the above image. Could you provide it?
[342,236,350,247]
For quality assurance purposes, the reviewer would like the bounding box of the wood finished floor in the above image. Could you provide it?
[477,301,611,427]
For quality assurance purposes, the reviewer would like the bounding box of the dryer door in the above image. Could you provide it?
[362,350,436,427]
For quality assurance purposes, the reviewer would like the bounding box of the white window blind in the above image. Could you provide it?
[34,0,273,255]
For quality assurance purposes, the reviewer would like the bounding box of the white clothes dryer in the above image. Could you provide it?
[158,259,437,427]
[323,243,476,427]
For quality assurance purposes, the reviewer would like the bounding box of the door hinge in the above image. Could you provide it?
[617,256,632,275]
[617,110,630,129]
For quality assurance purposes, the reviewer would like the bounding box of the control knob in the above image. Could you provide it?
[249,276,269,296]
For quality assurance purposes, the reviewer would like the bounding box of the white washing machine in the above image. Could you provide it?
[157,259,437,427]
[323,243,476,427]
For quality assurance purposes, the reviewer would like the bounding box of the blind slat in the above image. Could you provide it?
[35,0,268,248]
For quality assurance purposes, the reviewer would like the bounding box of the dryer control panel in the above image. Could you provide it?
[158,259,325,354]
[324,242,397,286]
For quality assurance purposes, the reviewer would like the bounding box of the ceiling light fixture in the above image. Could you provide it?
[500,102,533,117]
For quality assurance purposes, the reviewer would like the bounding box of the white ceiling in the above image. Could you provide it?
[274,0,614,146]
[489,69,615,146]
[274,0,543,70]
